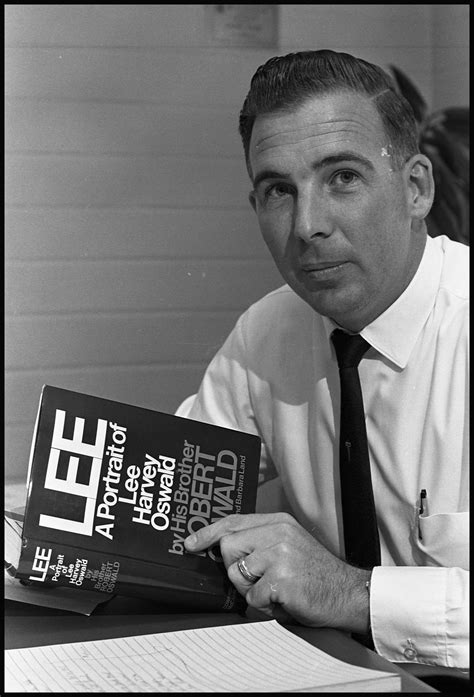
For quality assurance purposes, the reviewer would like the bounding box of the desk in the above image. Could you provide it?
[5,596,436,693]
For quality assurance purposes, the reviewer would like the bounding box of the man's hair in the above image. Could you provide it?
[239,50,419,173]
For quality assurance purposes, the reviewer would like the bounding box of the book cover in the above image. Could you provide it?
[14,385,261,612]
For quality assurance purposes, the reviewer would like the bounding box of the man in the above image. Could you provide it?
[181,50,468,668]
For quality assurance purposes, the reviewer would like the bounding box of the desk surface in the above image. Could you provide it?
[5,595,436,693]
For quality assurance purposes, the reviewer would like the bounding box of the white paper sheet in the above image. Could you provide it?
[5,619,400,692]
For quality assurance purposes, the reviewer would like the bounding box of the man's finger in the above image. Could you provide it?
[227,555,263,592]
[184,512,294,552]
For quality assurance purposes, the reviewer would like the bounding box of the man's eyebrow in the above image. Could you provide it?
[315,152,375,172]
[252,169,290,189]
[252,152,374,189]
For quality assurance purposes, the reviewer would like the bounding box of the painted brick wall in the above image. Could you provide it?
[432,4,469,109]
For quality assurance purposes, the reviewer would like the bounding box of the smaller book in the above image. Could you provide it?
[11,385,261,613]
[5,508,106,615]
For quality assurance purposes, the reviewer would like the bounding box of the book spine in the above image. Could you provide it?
[16,537,244,613]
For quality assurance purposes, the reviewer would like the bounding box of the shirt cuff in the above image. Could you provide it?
[370,566,469,668]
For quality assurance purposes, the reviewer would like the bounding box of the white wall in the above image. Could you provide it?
[4,5,467,485]
[432,4,469,109]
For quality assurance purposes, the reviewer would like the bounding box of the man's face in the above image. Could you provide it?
[248,91,424,331]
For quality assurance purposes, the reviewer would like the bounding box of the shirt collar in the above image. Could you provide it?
[322,236,443,369]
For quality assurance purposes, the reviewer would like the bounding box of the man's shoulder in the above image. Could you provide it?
[435,235,469,300]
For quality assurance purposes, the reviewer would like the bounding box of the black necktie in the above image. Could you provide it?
[331,329,381,569]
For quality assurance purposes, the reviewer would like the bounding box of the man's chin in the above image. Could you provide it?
[296,284,358,320]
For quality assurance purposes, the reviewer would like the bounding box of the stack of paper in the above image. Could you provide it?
[5,619,400,692]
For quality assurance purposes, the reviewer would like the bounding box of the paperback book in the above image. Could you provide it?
[12,385,261,612]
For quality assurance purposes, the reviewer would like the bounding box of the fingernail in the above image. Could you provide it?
[185,534,197,549]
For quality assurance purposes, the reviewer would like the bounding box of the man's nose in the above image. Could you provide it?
[293,193,331,243]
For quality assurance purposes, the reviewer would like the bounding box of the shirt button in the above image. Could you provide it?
[403,647,417,660]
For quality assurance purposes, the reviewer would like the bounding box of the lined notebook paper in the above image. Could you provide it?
[5,619,400,692]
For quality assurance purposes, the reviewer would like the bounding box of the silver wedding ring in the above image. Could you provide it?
[237,557,260,584]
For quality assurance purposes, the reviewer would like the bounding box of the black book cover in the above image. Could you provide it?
[16,385,261,612]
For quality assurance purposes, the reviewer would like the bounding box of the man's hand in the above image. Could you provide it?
[185,513,371,633]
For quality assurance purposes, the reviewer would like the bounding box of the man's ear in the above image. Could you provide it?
[249,190,257,213]
[405,153,435,220]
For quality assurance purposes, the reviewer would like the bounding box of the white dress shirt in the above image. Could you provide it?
[182,234,469,668]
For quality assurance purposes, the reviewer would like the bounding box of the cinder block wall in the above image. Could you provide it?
[5,5,467,486]
[431,4,469,109]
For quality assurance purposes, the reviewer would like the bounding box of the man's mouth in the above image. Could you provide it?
[302,261,346,271]
[300,260,348,285]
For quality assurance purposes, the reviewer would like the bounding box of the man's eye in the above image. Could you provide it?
[331,170,359,187]
[264,183,291,199]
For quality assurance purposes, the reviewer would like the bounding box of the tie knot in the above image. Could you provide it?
[331,329,370,369]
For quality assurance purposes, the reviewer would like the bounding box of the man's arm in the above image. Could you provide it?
[370,565,469,668]
[185,513,372,633]
[185,513,469,669]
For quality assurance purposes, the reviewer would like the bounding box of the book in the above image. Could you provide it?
[11,385,261,613]
[5,619,401,692]
[5,508,108,615]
